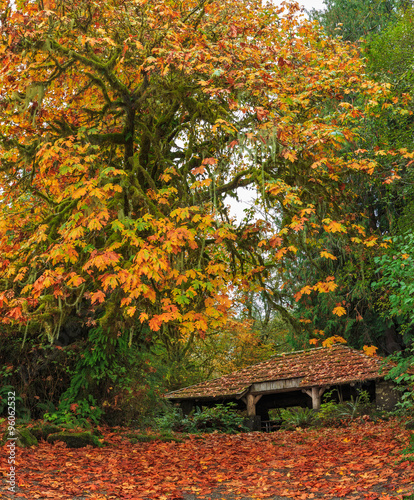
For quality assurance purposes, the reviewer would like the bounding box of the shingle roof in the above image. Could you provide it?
[166,345,391,400]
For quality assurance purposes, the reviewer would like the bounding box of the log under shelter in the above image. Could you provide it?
[165,345,400,430]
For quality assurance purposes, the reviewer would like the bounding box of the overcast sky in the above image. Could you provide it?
[298,0,326,12]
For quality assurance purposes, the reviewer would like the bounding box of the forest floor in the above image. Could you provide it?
[1,419,413,500]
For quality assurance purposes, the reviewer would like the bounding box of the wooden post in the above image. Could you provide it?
[302,386,326,410]
[242,394,262,416]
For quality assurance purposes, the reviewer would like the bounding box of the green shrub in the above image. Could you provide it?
[155,405,195,433]
[0,383,30,420]
[400,432,414,462]
[156,402,247,434]
[280,407,316,429]
[0,336,82,420]
[317,397,340,427]
[191,403,247,433]
[318,389,373,426]
[44,395,103,428]
[384,346,414,415]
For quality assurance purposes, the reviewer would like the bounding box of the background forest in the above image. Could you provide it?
[1,0,414,427]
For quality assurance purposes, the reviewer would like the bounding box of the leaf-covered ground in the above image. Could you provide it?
[1,420,413,499]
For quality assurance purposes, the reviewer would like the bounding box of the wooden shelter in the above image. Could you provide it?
[166,345,399,428]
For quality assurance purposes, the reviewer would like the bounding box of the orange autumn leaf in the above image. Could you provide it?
[332,306,347,316]
[91,290,106,304]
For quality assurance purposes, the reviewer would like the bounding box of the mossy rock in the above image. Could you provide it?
[30,424,63,441]
[1,427,38,447]
[18,428,38,447]
[47,431,102,448]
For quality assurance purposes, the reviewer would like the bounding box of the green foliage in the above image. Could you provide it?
[0,334,82,419]
[309,0,404,43]
[318,389,373,426]
[400,432,414,463]
[156,403,247,434]
[335,393,372,420]
[0,384,27,419]
[48,326,170,426]
[368,7,414,93]
[384,346,414,413]
[280,407,317,428]
[44,395,103,428]
[373,232,414,331]
[155,405,193,433]
[289,233,395,352]
[36,400,57,416]
[286,4,414,355]
[191,404,247,433]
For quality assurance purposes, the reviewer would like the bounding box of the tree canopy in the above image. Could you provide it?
[308,0,409,42]
[1,0,411,348]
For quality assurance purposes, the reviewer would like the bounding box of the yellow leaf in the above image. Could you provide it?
[314,279,337,293]
[363,237,378,247]
[323,221,346,233]
[322,335,347,347]
[176,275,188,285]
[88,218,103,231]
[332,306,346,316]
[67,274,85,287]
[320,250,337,260]
[126,306,136,317]
[294,285,313,302]
[363,345,378,356]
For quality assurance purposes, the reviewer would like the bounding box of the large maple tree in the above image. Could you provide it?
[0,0,409,351]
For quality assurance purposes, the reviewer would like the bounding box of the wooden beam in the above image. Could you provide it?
[302,386,327,410]
[253,395,262,405]
[251,378,303,394]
